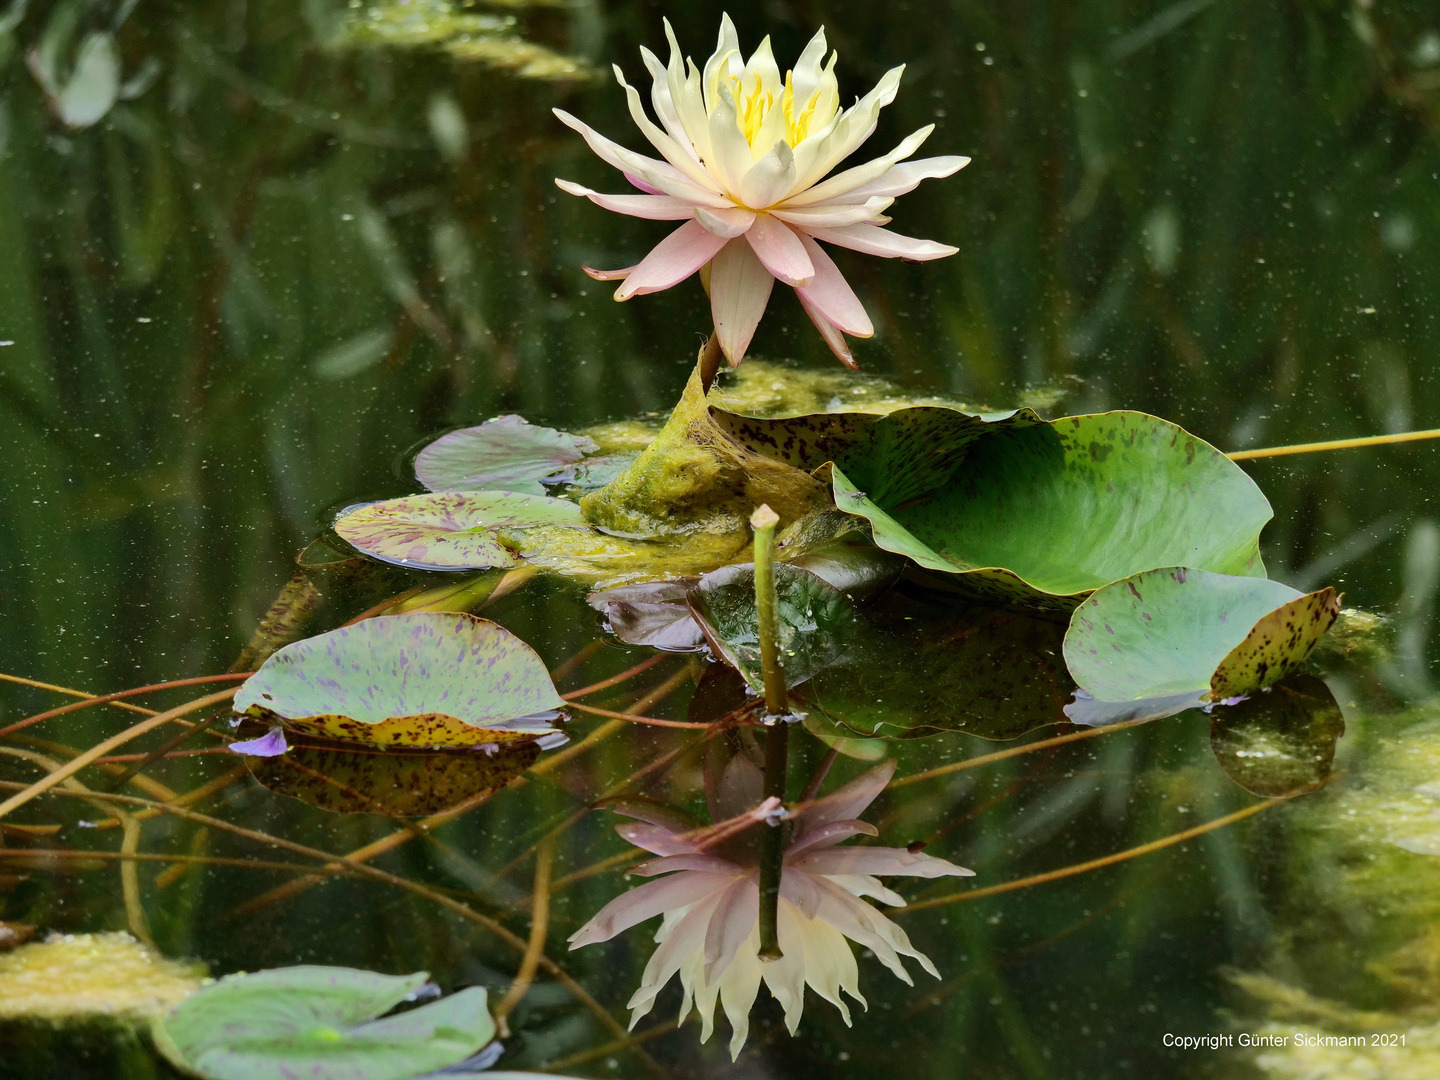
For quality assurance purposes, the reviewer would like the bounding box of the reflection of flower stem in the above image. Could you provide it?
[495,834,553,1036]
[751,504,788,961]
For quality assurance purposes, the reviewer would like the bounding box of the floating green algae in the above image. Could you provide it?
[0,932,205,1023]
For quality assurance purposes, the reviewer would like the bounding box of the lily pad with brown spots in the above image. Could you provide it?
[233,612,566,748]
[1063,567,1340,704]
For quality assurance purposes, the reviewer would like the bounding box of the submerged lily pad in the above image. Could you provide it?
[829,410,1272,606]
[688,563,859,692]
[335,491,587,571]
[233,613,566,747]
[247,737,541,816]
[152,967,493,1080]
[414,415,598,496]
[806,591,1075,741]
[1209,674,1345,798]
[587,579,706,651]
[1063,567,1341,703]
[0,933,205,1023]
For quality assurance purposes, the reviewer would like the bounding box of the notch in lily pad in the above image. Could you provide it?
[232,613,567,748]
[1063,567,1341,705]
[152,966,495,1080]
[414,415,598,496]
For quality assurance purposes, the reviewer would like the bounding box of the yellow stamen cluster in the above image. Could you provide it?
[714,60,822,149]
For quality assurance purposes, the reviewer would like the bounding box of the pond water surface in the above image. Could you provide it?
[3,2,1440,1079]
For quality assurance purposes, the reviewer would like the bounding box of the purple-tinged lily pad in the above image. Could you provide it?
[335,491,587,571]
[415,415,598,496]
[233,613,566,748]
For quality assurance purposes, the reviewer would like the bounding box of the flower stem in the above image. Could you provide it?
[751,504,788,961]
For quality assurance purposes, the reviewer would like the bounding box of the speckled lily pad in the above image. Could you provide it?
[233,613,565,747]
[334,491,587,571]
[1209,674,1345,798]
[414,415,598,496]
[1063,567,1340,703]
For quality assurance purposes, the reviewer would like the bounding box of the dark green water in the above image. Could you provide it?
[3,1,1440,1078]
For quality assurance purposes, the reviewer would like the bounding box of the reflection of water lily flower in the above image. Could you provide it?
[568,758,972,1059]
[554,14,967,368]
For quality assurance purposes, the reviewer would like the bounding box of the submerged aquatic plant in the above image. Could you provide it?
[568,757,971,1059]
[555,14,966,367]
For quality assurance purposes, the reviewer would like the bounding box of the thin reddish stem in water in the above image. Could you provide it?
[565,702,712,729]
[560,654,667,700]
[0,673,251,739]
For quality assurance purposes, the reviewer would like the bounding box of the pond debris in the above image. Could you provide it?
[0,932,205,1022]
[334,0,590,80]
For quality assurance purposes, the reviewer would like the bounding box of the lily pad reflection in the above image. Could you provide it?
[1209,674,1345,798]
[247,737,540,817]
[806,590,1075,741]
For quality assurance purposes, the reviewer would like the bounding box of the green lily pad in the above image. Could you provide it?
[247,737,540,816]
[233,613,566,747]
[806,592,1075,741]
[688,563,860,693]
[151,966,494,1080]
[829,410,1271,606]
[1209,674,1345,798]
[414,415,598,496]
[1063,567,1341,703]
[335,491,587,571]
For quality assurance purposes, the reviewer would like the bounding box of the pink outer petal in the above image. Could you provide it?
[798,293,857,369]
[630,854,746,877]
[614,220,729,301]
[568,870,737,948]
[554,178,696,221]
[794,234,874,337]
[709,236,775,366]
[616,821,700,855]
[584,265,634,281]
[745,216,814,287]
[793,846,975,879]
[804,223,959,261]
[703,876,759,983]
[792,760,896,837]
[785,820,878,857]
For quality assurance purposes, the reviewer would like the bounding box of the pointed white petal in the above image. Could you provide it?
[627,890,722,1021]
[763,901,809,1034]
[695,205,756,238]
[630,853,746,877]
[790,65,905,192]
[707,82,758,194]
[779,864,826,919]
[841,155,971,201]
[709,236,775,365]
[552,109,730,207]
[772,197,893,228]
[613,64,725,194]
[797,846,975,879]
[639,45,699,162]
[785,819,879,857]
[718,934,763,1060]
[738,139,798,209]
[703,13,743,114]
[792,760,896,837]
[805,222,958,261]
[554,178,696,221]
[783,124,933,207]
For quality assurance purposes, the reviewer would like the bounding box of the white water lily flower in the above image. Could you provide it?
[568,757,973,1059]
[553,14,968,368]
